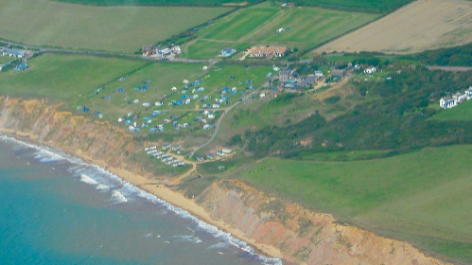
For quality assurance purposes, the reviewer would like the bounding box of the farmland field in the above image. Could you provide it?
[200,6,279,41]
[54,0,259,6]
[55,0,414,13]
[0,0,231,52]
[182,40,250,59]
[0,54,145,100]
[251,7,379,49]
[0,56,14,65]
[242,145,472,263]
[430,100,472,121]
[184,2,379,58]
[314,0,472,54]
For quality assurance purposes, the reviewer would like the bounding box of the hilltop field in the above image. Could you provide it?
[314,0,472,54]
[0,0,230,52]
[182,2,379,59]
[240,146,472,263]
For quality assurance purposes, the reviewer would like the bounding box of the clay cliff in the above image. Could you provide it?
[0,96,452,265]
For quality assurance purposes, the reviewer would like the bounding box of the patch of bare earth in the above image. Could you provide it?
[314,0,472,54]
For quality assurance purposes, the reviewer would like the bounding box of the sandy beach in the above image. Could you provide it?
[0,130,283,261]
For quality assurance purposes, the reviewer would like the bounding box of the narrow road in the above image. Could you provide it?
[189,82,268,157]
[0,38,216,64]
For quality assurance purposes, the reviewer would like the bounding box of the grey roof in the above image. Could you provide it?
[3,49,27,56]
[331,69,346,76]
[300,75,315,87]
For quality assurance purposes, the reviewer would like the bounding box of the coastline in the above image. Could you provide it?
[0,131,284,262]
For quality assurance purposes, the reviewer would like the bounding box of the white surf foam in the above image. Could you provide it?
[110,190,127,204]
[80,174,99,185]
[0,135,283,265]
[96,184,110,191]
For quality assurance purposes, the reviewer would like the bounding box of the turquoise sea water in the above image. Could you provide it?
[0,136,282,265]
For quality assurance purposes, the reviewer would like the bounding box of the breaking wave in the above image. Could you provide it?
[0,135,283,265]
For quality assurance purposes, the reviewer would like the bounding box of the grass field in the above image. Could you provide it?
[0,0,230,52]
[241,145,472,263]
[251,7,378,49]
[0,56,15,65]
[182,40,250,59]
[314,0,472,54]
[184,2,378,58]
[54,0,259,6]
[430,100,472,121]
[200,6,279,41]
[0,54,145,100]
[55,0,413,13]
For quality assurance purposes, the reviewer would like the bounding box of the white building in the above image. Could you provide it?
[466,87,472,100]
[440,97,456,109]
[364,67,376,74]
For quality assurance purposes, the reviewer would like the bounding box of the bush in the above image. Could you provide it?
[324,96,341,104]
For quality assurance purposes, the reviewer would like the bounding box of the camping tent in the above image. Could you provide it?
[118,88,124,92]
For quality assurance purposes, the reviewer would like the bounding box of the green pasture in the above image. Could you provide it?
[199,4,278,41]
[202,64,272,89]
[292,0,413,13]
[185,3,379,58]
[183,40,249,59]
[0,54,145,100]
[54,0,259,6]
[0,56,15,65]
[54,0,414,13]
[430,100,472,121]
[252,7,379,50]
[242,145,472,263]
[0,0,230,52]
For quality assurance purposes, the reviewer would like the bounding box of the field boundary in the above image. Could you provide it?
[301,11,388,57]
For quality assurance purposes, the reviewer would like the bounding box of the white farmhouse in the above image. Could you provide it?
[364,67,376,74]
[440,97,456,109]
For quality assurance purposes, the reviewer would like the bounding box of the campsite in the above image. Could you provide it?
[1,0,472,264]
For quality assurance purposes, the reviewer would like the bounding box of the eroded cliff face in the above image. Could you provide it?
[0,97,148,176]
[197,179,451,265]
[0,97,452,265]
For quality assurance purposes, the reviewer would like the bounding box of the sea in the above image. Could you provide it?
[0,136,282,265]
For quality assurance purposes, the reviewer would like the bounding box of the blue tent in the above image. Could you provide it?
[106,96,110,99]
[125,120,132,125]
[118,88,124,92]
[83,107,89,112]
[175,100,182,105]
[134,87,141,91]
[151,113,158,117]
[223,87,229,92]
[142,86,148,90]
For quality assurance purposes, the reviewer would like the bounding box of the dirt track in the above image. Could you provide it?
[314,0,472,54]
